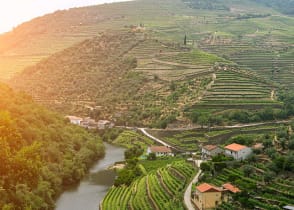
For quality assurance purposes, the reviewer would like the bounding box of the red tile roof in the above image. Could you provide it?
[203,145,218,151]
[149,146,172,153]
[222,183,241,193]
[225,143,247,152]
[196,183,222,193]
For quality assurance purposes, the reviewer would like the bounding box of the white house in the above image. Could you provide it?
[201,145,223,159]
[224,143,252,160]
[147,146,173,157]
[81,117,97,129]
[66,116,83,125]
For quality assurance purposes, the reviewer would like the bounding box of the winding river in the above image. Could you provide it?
[55,143,125,210]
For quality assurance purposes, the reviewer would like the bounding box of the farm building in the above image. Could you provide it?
[193,182,241,210]
[147,146,173,157]
[201,145,223,159]
[66,116,83,125]
[193,183,224,210]
[224,143,252,160]
[81,117,98,129]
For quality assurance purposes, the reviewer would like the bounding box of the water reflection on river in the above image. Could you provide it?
[55,143,125,210]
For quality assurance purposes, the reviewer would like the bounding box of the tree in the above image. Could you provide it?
[242,165,254,177]
[288,139,294,150]
[124,146,143,160]
[198,115,208,128]
[147,153,156,160]
[200,162,211,171]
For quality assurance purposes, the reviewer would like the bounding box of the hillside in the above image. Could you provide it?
[3,0,294,129]
[0,0,189,80]
[0,83,104,209]
[102,160,196,210]
[0,0,293,84]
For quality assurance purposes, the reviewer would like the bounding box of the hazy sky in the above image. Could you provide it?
[0,0,130,33]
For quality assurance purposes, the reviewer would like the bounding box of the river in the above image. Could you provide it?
[55,143,125,210]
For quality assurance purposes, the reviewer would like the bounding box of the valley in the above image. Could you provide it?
[0,0,293,209]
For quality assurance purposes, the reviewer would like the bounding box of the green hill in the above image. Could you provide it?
[0,83,104,209]
[2,0,294,128]
[0,0,291,83]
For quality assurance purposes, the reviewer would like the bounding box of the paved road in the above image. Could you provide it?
[138,128,176,149]
[117,119,291,133]
[184,168,202,210]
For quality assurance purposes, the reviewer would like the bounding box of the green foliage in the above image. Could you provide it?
[140,157,182,172]
[124,146,144,160]
[110,130,153,149]
[0,84,104,209]
[200,162,211,171]
[147,152,157,160]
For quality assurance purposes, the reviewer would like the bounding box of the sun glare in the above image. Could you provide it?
[0,0,130,33]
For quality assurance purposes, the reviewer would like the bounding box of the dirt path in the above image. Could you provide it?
[152,58,203,69]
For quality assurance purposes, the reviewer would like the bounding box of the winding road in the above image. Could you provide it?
[184,160,202,210]
[138,128,175,149]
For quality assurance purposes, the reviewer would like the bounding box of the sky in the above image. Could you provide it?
[0,0,130,33]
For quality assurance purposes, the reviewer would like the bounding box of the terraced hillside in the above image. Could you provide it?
[10,32,141,104]
[0,0,293,84]
[101,161,196,210]
[202,70,275,104]
[210,167,294,209]
[193,9,294,89]
[3,0,294,128]
[0,0,191,80]
[9,30,222,127]
[146,123,284,151]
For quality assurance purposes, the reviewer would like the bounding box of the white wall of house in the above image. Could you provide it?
[147,147,173,157]
[70,119,82,125]
[225,147,252,160]
[202,147,223,158]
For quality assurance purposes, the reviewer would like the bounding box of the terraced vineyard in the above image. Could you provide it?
[126,39,216,82]
[111,130,154,149]
[208,167,294,209]
[202,69,275,104]
[146,124,283,151]
[101,161,196,210]
[199,30,294,89]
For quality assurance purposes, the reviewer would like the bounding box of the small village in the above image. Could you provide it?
[66,115,114,130]
[66,115,294,210]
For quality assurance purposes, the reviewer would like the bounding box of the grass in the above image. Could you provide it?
[112,130,154,150]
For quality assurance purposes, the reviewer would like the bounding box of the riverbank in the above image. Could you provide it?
[55,143,125,210]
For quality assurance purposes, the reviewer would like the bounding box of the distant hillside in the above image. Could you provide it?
[0,0,188,80]
[0,83,104,209]
[11,32,140,102]
[0,0,292,85]
[253,0,294,15]
[10,29,286,129]
[4,0,294,128]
